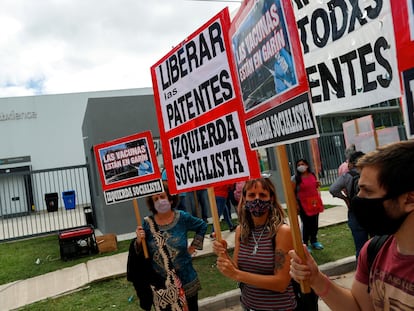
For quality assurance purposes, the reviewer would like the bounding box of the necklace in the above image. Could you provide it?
[251,226,266,255]
[156,211,175,226]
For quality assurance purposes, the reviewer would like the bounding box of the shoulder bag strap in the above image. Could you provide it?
[367,235,390,293]
[147,216,175,272]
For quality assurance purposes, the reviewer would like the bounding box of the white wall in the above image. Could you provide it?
[0,88,153,170]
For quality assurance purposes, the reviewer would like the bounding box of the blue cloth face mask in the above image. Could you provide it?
[154,199,171,214]
[244,199,272,217]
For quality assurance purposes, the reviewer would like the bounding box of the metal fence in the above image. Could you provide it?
[286,126,406,187]
[0,165,92,241]
[285,132,346,187]
[1,129,405,241]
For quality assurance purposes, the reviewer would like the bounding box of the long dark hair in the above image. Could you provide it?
[294,158,313,187]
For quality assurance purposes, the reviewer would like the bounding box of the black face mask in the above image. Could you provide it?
[351,196,408,236]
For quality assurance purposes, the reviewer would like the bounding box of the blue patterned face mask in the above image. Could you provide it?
[244,199,272,217]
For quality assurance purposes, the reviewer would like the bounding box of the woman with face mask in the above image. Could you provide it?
[212,178,297,311]
[134,181,207,311]
[291,159,324,253]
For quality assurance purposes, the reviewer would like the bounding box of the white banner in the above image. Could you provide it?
[293,0,401,115]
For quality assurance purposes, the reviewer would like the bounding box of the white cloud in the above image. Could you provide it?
[0,0,240,97]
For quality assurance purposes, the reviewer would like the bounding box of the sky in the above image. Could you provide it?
[0,0,241,98]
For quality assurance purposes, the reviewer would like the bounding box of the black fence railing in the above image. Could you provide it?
[0,165,93,241]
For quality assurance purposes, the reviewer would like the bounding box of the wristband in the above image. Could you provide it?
[316,275,331,298]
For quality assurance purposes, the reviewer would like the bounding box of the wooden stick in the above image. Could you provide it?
[207,187,222,242]
[133,198,149,258]
[275,145,311,293]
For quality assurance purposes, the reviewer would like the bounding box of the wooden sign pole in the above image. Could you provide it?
[207,187,222,242]
[133,198,149,258]
[275,145,311,293]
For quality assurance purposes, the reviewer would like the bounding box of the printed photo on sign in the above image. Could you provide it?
[98,137,154,185]
[94,131,161,192]
[409,0,414,41]
[232,0,298,111]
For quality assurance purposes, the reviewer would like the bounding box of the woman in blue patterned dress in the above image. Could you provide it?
[135,181,207,311]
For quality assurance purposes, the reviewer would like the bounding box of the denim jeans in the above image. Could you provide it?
[348,209,369,258]
[196,189,210,222]
[184,192,196,216]
[176,194,188,212]
[211,196,234,233]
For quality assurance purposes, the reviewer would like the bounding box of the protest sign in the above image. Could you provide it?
[391,0,414,138]
[292,0,401,115]
[230,0,315,292]
[151,8,260,194]
[230,0,318,149]
[93,131,163,205]
[402,68,414,138]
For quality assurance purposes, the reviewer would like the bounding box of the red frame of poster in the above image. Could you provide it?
[230,0,309,121]
[93,131,161,192]
[151,8,260,194]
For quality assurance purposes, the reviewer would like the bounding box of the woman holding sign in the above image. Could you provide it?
[212,177,297,310]
[134,181,207,311]
[291,159,324,253]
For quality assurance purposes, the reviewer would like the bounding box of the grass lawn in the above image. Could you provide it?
[2,221,354,310]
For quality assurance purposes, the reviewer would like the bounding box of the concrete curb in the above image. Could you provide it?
[199,289,241,311]
[319,256,356,276]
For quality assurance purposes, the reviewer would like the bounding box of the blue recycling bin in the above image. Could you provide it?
[62,190,76,210]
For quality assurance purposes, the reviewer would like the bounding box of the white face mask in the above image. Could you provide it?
[154,199,171,213]
[297,165,308,173]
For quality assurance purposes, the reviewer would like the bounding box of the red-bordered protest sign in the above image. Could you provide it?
[230,0,318,149]
[151,8,261,195]
[391,0,414,138]
[93,131,163,204]
[230,0,316,293]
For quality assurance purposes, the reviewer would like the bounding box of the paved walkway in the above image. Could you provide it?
[0,191,350,311]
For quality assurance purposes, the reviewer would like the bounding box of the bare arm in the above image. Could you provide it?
[289,246,373,311]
